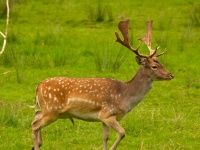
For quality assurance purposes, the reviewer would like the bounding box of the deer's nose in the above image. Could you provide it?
[169,73,174,79]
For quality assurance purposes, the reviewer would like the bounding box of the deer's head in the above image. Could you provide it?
[115,19,174,81]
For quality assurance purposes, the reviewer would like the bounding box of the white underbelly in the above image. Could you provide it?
[70,111,100,122]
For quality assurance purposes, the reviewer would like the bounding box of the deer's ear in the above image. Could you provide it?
[135,56,146,65]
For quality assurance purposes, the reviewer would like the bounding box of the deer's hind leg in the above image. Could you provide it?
[31,110,42,150]
[31,110,58,150]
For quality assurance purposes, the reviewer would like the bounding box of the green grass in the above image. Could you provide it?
[0,0,200,149]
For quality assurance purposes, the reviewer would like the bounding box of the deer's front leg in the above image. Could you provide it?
[101,117,125,150]
[102,123,110,150]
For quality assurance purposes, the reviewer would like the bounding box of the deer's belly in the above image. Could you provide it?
[69,111,100,122]
[64,98,102,121]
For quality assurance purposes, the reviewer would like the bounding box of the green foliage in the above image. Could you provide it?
[93,43,129,72]
[190,4,200,26]
[87,2,114,22]
[0,0,200,150]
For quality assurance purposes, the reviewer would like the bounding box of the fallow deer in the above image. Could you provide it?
[31,19,174,150]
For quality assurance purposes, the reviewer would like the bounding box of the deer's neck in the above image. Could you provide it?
[125,66,153,112]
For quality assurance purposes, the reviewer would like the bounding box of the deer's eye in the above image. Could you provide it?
[151,66,158,70]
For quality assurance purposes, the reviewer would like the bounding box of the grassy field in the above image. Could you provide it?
[0,0,200,149]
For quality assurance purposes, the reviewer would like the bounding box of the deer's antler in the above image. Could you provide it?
[115,19,148,58]
[138,20,166,57]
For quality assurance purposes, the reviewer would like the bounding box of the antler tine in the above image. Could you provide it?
[138,20,158,56]
[139,20,167,58]
[115,19,147,58]
[155,48,166,57]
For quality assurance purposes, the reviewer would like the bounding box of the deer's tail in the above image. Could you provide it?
[29,85,40,108]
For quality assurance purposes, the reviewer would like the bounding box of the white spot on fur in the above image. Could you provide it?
[49,93,52,99]
[54,97,57,102]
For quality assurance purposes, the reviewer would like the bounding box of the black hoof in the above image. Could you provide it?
[31,144,41,150]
